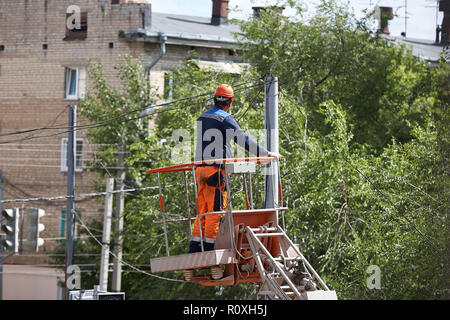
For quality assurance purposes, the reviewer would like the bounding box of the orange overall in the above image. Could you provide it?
[190,166,228,248]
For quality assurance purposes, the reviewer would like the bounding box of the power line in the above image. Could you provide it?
[0,79,265,145]
[1,183,187,204]
[74,210,185,283]
[0,148,125,153]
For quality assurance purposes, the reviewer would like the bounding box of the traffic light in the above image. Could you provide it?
[27,208,45,252]
[1,208,20,253]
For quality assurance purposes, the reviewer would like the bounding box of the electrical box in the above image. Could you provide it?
[224,161,256,174]
[304,290,338,300]
[97,292,126,300]
[68,287,125,300]
[69,290,95,300]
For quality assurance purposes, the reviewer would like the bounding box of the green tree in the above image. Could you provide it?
[237,0,439,150]
[53,0,449,300]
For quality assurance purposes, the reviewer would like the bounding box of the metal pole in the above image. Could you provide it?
[264,76,279,210]
[64,105,76,300]
[248,173,254,210]
[242,174,249,210]
[0,170,3,300]
[157,172,170,256]
[224,175,235,252]
[99,178,114,292]
[112,140,125,292]
[183,171,192,235]
[19,204,24,255]
[405,0,407,36]
[145,35,167,135]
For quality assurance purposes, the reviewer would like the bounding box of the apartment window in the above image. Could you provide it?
[64,12,88,40]
[61,138,84,172]
[64,67,86,100]
[65,68,78,99]
[59,210,81,245]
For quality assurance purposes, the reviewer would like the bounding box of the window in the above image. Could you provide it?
[65,68,78,99]
[59,210,81,245]
[64,67,86,100]
[61,138,84,172]
[64,12,88,40]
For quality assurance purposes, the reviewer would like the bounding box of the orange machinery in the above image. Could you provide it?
[146,157,337,300]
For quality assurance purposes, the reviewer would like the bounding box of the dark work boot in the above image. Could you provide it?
[188,240,202,253]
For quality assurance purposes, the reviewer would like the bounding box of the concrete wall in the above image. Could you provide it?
[2,265,65,300]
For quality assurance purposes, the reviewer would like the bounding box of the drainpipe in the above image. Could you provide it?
[143,34,167,133]
[145,33,167,108]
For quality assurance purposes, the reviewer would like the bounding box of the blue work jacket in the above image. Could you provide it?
[194,106,268,165]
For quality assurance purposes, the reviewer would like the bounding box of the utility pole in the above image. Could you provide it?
[99,178,114,292]
[404,0,408,36]
[264,76,279,210]
[64,105,76,300]
[19,204,24,255]
[112,140,125,292]
[0,170,3,301]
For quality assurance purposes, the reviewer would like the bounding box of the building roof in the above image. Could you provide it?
[127,11,242,49]
[382,35,448,64]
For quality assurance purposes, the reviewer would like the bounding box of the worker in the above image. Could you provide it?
[188,84,282,256]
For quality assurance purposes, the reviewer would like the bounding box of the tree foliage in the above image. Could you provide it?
[55,0,449,300]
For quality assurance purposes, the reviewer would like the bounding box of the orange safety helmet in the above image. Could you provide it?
[214,84,235,101]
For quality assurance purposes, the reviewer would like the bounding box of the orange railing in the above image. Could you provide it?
[145,156,276,174]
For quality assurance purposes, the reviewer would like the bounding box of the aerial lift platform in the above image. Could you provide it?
[146,157,337,300]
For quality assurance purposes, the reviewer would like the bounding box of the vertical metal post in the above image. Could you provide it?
[64,105,76,300]
[99,178,114,292]
[224,175,235,251]
[198,215,204,252]
[404,0,407,36]
[112,140,125,292]
[0,170,3,300]
[264,76,279,211]
[183,171,192,235]
[191,167,198,200]
[248,173,254,210]
[19,204,24,255]
[157,172,170,256]
[242,174,249,210]
[191,166,203,251]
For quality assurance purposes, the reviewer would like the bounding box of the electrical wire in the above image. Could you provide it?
[73,210,185,283]
[0,79,265,145]
[0,183,185,204]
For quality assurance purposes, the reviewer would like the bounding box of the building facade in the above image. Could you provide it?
[0,0,243,299]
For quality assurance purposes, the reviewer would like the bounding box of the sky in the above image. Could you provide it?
[149,0,444,41]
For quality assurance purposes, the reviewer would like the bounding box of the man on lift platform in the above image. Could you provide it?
[187,84,281,279]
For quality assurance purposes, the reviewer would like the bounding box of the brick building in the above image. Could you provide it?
[0,0,243,299]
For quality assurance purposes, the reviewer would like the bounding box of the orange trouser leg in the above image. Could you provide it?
[191,166,227,244]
